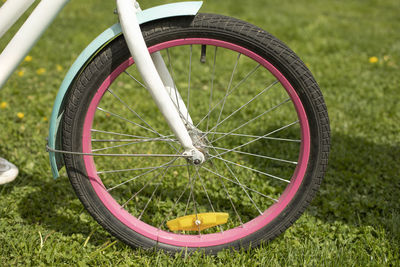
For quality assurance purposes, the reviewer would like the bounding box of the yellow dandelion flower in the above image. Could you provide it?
[17,70,25,77]
[17,112,24,119]
[43,117,48,122]
[56,64,63,72]
[24,55,32,62]
[369,56,378,64]
[1,102,8,109]
[36,68,46,75]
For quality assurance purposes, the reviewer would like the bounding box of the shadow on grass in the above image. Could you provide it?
[310,133,400,242]
[0,164,111,247]
[232,127,399,243]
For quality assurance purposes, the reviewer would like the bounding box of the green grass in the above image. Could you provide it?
[1,0,399,265]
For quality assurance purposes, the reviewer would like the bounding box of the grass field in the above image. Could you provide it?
[1,0,399,265]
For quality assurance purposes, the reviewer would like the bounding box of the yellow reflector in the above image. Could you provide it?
[166,212,229,231]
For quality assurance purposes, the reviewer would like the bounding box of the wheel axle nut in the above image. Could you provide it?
[183,148,205,165]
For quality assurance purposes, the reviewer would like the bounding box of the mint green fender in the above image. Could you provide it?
[48,1,203,178]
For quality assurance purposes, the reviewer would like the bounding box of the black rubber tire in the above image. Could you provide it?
[62,13,330,254]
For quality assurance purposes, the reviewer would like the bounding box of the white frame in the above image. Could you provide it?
[0,0,70,88]
[0,0,204,163]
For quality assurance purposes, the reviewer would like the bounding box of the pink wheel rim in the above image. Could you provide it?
[82,38,310,247]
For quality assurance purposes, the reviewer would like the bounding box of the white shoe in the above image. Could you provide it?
[0,158,19,185]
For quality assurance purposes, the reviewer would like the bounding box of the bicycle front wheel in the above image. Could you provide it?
[62,13,330,253]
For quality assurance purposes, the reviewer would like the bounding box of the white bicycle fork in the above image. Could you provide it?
[116,0,204,164]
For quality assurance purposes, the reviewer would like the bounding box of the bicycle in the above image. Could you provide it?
[0,0,330,254]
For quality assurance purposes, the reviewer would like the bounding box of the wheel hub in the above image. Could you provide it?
[184,128,210,165]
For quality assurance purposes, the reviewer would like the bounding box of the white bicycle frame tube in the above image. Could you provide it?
[0,0,35,38]
[0,0,70,89]
[116,0,204,162]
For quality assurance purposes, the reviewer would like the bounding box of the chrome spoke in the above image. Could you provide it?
[201,166,278,202]
[205,145,298,165]
[211,53,241,140]
[209,147,263,215]
[138,181,162,220]
[211,154,290,183]
[184,165,193,216]
[206,46,217,132]
[208,98,292,144]
[159,180,192,229]
[92,138,178,143]
[208,120,300,161]
[195,167,224,232]
[46,146,183,158]
[208,81,278,140]
[196,63,261,128]
[166,48,180,112]
[121,158,178,208]
[184,181,192,216]
[121,182,149,208]
[91,129,161,139]
[106,165,165,192]
[106,160,184,192]
[92,138,177,152]
[99,163,188,175]
[107,88,171,140]
[187,45,192,121]
[92,139,148,142]
[195,168,218,219]
[208,161,244,225]
[206,132,301,143]
[108,86,182,153]
[187,164,201,234]
[124,70,146,89]
[96,107,158,136]
[103,88,181,153]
